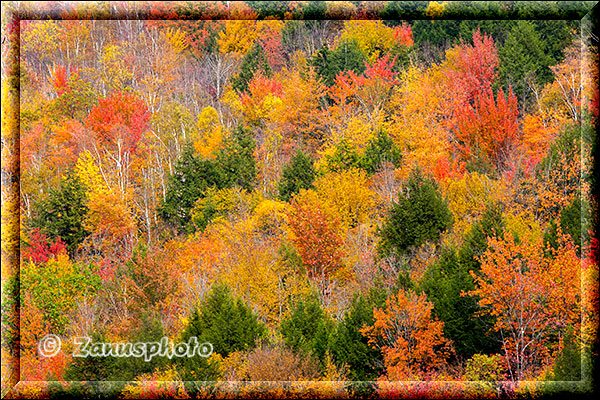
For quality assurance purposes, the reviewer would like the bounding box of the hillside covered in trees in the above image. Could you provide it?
[1,1,599,398]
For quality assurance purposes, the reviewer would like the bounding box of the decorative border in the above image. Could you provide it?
[1,1,599,398]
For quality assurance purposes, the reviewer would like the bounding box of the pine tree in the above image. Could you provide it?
[499,20,552,106]
[280,295,334,365]
[377,169,453,257]
[181,282,266,358]
[544,196,583,257]
[322,139,361,173]
[549,325,581,381]
[30,172,89,255]
[216,125,257,191]
[331,290,386,380]
[278,149,316,202]
[420,204,505,357]
[158,143,225,234]
[360,129,402,174]
[231,42,272,93]
[310,39,367,87]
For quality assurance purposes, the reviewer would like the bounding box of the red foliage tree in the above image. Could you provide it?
[22,228,67,264]
[329,54,398,118]
[85,91,150,154]
[287,195,344,280]
[394,22,414,48]
[48,64,79,97]
[445,29,499,106]
[257,23,285,71]
[452,85,519,168]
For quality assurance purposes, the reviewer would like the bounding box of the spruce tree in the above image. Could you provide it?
[420,204,505,357]
[158,143,225,234]
[377,169,453,257]
[30,172,89,255]
[216,125,257,192]
[278,149,316,202]
[310,39,367,86]
[231,42,272,93]
[360,129,402,175]
[549,325,582,381]
[331,291,386,380]
[181,283,266,358]
[499,20,552,106]
[280,295,334,365]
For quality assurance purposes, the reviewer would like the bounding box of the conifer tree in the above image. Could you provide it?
[280,295,334,365]
[30,172,89,255]
[278,149,316,202]
[377,169,453,256]
[158,143,225,234]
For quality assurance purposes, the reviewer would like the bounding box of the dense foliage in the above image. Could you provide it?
[2,1,597,398]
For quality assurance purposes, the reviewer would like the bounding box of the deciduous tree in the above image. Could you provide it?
[468,231,580,380]
[361,289,453,380]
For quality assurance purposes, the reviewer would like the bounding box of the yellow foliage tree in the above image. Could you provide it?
[425,1,447,18]
[164,27,188,54]
[314,168,378,232]
[268,68,326,143]
[389,65,452,180]
[98,44,134,94]
[337,20,404,62]
[209,217,291,326]
[75,150,110,195]
[75,150,137,259]
[442,171,507,243]
[218,20,258,56]
[193,106,225,159]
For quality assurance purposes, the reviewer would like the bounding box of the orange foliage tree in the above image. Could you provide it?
[287,191,345,280]
[361,290,453,380]
[329,54,399,123]
[468,231,580,380]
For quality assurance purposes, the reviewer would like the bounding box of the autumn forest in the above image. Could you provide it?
[1,1,599,398]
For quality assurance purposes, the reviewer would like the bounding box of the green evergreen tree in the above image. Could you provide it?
[359,129,402,174]
[544,196,583,257]
[176,283,266,381]
[231,42,272,93]
[280,294,334,365]
[278,149,316,202]
[380,1,428,22]
[411,19,461,51]
[64,332,120,382]
[158,143,225,234]
[310,39,367,87]
[420,204,505,357]
[216,125,257,191]
[549,325,581,381]
[559,196,583,254]
[377,169,453,257]
[301,1,327,18]
[65,314,170,383]
[531,20,575,68]
[499,20,552,106]
[181,283,266,358]
[331,290,386,381]
[30,172,89,255]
